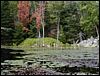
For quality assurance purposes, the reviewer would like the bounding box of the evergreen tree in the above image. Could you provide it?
[60,2,81,44]
[1,1,14,45]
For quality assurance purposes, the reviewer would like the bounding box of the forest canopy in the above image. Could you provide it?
[1,1,99,45]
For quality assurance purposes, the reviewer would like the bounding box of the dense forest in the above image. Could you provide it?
[1,1,99,46]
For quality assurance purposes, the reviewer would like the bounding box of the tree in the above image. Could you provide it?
[1,1,15,45]
[18,1,31,32]
[45,1,64,38]
[18,1,44,33]
[79,1,99,38]
[60,2,81,44]
[1,1,99,45]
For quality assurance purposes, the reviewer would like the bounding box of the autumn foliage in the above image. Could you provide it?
[18,1,45,32]
[18,1,30,32]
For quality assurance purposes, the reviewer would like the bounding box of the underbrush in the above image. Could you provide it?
[18,37,65,47]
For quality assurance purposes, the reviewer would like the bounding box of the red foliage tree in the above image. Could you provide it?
[18,1,30,32]
[18,1,46,32]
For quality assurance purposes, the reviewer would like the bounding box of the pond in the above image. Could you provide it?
[1,46,99,75]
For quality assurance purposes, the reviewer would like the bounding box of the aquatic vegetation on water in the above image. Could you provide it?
[1,47,99,75]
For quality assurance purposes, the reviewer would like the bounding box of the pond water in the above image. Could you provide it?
[1,47,99,75]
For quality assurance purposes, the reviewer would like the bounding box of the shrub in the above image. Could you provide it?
[18,37,64,47]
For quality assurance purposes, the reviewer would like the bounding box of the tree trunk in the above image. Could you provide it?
[41,1,45,47]
[42,22,44,46]
[79,32,83,42]
[95,25,99,37]
[38,30,41,47]
[57,11,60,47]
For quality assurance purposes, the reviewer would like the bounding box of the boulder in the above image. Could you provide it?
[78,36,99,47]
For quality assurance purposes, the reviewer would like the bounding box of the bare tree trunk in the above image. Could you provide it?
[42,8,45,47]
[41,1,45,47]
[57,11,60,47]
[38,30,41,47]
[42,21,45,46]
[95,25,99,37]
[79,32,83,42]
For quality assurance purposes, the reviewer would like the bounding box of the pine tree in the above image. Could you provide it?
[1,1,14,45]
